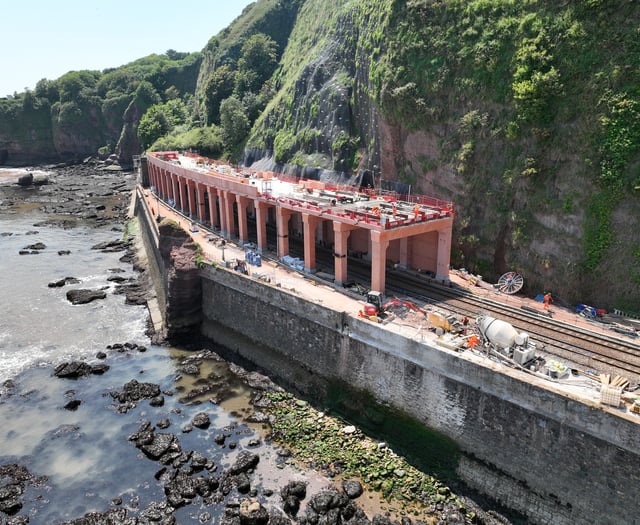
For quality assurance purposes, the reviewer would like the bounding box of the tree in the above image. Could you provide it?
[165,49,188,60]
[203,64,236,124]
[35,78,58,101]
[138,105,170,150]
[165,85,180,100]
[236,33,279,94]
[137,98,190,150]
[219,96,249,146]
[56,70,100,102]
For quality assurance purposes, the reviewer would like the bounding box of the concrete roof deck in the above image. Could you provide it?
[153,151,454,232]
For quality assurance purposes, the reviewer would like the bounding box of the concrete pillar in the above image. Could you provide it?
[333,222,353,286]
[370,231,389,293]
[196,183,206,222]
[207,187,219,228]
[236,195,251,243]
[302,213,321,273]
[175,176,182,211]
[399,237,410,269]
[218,190,228,236]
[167,171,174,202]
[151,166,157,193]
[159,169,165,199]
[255,201,269,253]
[148,164,156,191]
[162,170,168,199]
[187,180,196,217]
[436,226,452,282]
[178,176,185,211]
[276,207,292,259]
[223,191,236,239]
[171,173,178,208]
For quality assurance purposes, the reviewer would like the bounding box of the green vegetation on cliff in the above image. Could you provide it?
[246,0,640,309]
[0,51,201,165]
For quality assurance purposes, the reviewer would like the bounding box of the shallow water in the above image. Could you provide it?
[1,349,250,522]
[0,194,334,523]
[0,215,148,383]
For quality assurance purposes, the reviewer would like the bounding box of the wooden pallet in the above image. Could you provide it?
[599,373,630,390]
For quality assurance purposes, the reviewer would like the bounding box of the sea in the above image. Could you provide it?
[0,168,329,524]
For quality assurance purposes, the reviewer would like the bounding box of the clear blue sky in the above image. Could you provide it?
[0,0,255,97]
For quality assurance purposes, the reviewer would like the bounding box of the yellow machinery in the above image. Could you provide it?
[427,311,464,333]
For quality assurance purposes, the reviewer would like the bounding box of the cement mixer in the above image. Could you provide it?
[476,315,537,366]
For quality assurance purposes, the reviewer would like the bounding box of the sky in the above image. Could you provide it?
[0,0,255,97]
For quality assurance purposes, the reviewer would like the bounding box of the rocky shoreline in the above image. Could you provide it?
[2,346,497,525]
[0,162,513,525]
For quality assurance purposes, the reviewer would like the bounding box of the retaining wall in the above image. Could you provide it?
[135,191,640,525]
[134,188,167,320]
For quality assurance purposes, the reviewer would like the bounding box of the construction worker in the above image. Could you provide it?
[543,292,553,309]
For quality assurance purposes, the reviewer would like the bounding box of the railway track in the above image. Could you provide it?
[206,218,640,384]
[370,267,640,383]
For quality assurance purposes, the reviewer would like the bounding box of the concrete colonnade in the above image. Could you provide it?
[146,154,453,293]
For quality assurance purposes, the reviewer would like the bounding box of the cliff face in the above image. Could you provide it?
[157,219,203,340]
[243,0,640,311]
[193,0,304,123]
[0,99,59,165]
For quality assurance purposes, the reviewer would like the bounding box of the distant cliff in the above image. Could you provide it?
[0,52,201,168]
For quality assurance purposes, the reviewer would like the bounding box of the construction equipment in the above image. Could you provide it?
[427,310,465,334]
[234,259,249,275]
[358,291,425,320]
[360,291,385,318]
[476,315,539,367]
[496,272,524,294]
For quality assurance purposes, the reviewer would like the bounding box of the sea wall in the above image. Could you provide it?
[134,188,166,316]
[134,190,640,525]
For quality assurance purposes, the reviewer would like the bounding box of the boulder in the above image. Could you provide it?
[136,432,180,461]
[238,498,269,525]
[110,379,161,404]
[229,451,259,475]
[91,239,129,252]
[280,480,308,517]
[32,174,49,185]
[191,412,211,429]
[25,242,46,251]
[54,361,109,378]
[48,277,80,288]
[342,479,363,499]
[16,173,33,186]
[66,288,107,304]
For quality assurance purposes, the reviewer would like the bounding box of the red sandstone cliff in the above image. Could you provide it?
[157,219,203,340]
